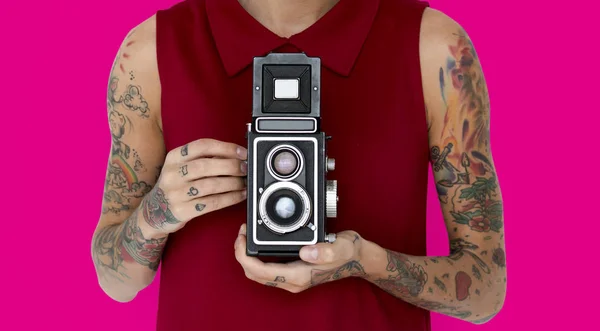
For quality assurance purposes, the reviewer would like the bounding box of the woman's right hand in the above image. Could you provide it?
[138,138,248,236]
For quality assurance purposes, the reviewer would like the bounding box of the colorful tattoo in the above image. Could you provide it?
[373,251,428,297]
[434,277,447,292]
[411,300,472,319]
[449,239,491,274]
[492,247,506,268]
[121,209,167,271]
[472,313,497,324]
[310,261,366,286]
[93,210,166,282]
[141,188,181,229]
[455,271,472,301]
[472,265,482,281]
[432,29,504,235]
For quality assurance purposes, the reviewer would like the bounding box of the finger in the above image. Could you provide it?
[185,189,247,217]
[234,226,302,283]
[254,277,306,293]
[174,139,247,162]
[181,158,247,181]
[299,238,355,265]
[180,177,246,201]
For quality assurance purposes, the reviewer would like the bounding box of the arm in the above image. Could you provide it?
[91,15,166,302]
[359,8,506,323]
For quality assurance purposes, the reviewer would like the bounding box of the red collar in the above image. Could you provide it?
[205,0,380,77]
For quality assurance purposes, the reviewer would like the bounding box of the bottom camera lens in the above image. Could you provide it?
[258,181,312,234]
[265,189,303,227]
[274,196,295,219]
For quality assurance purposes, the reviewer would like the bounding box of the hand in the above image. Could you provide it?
[234,224,366,293]
[139,139,248,236]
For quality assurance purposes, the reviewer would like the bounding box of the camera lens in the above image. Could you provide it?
[267,145,303,181]
[265,189,303,226]
[273,151,298,176]
[258,181,312,234]
[274,196,296,219]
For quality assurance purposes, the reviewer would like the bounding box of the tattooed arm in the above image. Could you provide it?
[359,9,506,324]
[91,16,167,302]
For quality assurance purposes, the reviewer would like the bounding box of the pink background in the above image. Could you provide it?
[0,0,597,330]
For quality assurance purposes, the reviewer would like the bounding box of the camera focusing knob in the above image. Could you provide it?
[326,157,335,172]
[326,180,338,218]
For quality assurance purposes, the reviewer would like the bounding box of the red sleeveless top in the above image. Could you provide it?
[155,0,431,330]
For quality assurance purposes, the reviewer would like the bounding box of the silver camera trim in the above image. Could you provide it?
[266,144,304,182]
[258,181,312,234]
[253,136,318,245]
[255,117,317,134]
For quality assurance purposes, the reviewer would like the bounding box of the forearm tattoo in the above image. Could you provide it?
[372,250,427,298]
[310,261,366,287]
[122,209,167,271]
[93,210,166,282]
[93,223,129,282]
[368,249,504,322]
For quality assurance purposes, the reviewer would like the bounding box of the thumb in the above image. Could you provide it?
[300,242,345,265]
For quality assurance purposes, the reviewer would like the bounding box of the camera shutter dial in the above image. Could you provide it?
[326,180,338,218]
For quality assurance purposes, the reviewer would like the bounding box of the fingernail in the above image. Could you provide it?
[242,189,247,198]
[239,224,244,234]
[237,147,248,158]
[241,161,248,174]
[244,178,248,186]
[234,236,240,248]
[301,247,318,261]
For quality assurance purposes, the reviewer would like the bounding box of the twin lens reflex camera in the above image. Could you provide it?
[245,53,338,257]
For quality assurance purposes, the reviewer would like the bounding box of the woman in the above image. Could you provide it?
[91,0,507,329]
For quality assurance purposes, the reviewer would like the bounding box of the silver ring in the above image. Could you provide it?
[266,144,304,182]
[258,181,312,234]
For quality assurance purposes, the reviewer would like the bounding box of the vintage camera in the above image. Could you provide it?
[245,53,338,257]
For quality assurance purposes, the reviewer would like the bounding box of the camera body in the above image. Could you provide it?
[245,53,338,257]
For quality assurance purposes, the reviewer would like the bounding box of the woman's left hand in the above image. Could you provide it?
[234,224,366,293]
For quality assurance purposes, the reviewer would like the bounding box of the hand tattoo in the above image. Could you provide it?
[181,144,188,157]
[141,188,180,229]
[187,187,199,196]
[180,165,188,176]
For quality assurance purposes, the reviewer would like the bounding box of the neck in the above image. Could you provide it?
[238,0,339,38]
